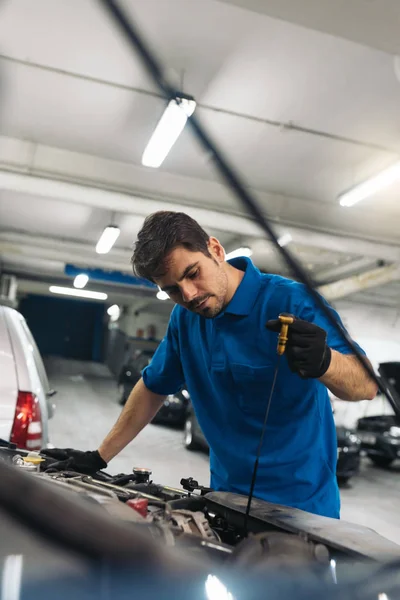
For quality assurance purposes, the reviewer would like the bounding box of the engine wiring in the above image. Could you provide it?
[97,0,400,418]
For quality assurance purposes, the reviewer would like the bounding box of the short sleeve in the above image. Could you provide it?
[294,285,366,357]
[141,309,185,395]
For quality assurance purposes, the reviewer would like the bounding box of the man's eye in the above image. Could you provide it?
[188,269,199,279]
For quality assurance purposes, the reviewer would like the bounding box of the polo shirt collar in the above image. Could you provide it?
[223,256,262,316]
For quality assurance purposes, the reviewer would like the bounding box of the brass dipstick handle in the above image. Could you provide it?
[277,314,294,355]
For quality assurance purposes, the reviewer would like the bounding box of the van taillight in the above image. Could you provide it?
[10,391,43,450]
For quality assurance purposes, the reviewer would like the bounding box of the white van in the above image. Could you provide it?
[0,305,55,449]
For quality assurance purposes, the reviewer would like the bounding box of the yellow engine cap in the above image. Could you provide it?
[23,456,45,464]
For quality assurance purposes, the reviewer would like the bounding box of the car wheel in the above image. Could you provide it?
[337,476,350,486]
[370,456,394,468]
[184,417,200,451]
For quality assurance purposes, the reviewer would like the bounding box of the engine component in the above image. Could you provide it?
[180,477,212,495]
[125,482,189,502]
[229,532,330,570]
[133,467,152,483]
[167,496,206,512]
[127,498,148,518]
[12,454,39,473]
[2,445,400,568]
[205,491,400,561]
[167,510,220,542]
[58,476,118,499]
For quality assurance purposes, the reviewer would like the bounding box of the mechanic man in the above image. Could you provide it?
[44,211,377,519]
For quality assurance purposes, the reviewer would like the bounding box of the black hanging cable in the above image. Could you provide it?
[243,356,282,536]
[97,0,399,414]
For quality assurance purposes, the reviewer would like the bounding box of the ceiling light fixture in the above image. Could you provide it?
[277,233,292,247]
[73,273,89,289]
[107,304,121,321]
[156,289,170,301]
[49,286,107,300]
[142,95,196,168]
[95,225,120,254]
[339,161,400,207]
[225,247,253,261]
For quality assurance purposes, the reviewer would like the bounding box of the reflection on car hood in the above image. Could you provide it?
[357,415,399,432]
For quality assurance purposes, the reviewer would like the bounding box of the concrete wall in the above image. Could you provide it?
[331,300,400,429]
[336,301,400,369]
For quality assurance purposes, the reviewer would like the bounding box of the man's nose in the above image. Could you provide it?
[180,282,198,304]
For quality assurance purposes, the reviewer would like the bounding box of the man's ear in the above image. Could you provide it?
[207,237,225,263]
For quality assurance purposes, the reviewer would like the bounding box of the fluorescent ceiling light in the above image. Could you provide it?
[225,247,253,260]
[96,225,120,254]
[277,233,292,247]
[49,286,107,300]
[142,96,196,168]
[73,273,89,289]
[156,289,170,301]
[339,161,400,207]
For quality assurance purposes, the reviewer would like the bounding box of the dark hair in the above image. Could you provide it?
[132,211,211,282]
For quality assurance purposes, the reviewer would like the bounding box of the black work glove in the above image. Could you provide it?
[40,448,107,474]
[266,317,332,379]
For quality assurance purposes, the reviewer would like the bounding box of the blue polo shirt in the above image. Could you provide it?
[142,257,365,519]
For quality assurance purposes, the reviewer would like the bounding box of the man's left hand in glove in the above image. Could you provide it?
[266,317,332,379]
[40,448,107,474]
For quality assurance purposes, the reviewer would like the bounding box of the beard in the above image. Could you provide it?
[187,268,228,318]
[202,296,226,318]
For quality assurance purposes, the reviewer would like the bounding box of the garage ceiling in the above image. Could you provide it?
[0,0,399,309]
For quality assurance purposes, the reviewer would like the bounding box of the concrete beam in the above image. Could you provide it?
[219,0,400,55]
[313,257,382,285]
[318,264,400,302]
[0,231,132,274]
[1,137,400,249]
[288,228,400,264]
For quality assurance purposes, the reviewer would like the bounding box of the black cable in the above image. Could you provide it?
[106,473,138,486]
[97,0,399,416]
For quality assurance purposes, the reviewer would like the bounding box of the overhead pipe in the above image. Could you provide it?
[319,264,400,301]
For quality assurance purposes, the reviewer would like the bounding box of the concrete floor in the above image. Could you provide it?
[45,357,400,546]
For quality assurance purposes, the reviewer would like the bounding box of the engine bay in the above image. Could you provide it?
[1,443,400,576]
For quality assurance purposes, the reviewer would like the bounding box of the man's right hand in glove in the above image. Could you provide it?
[40,448,107,474]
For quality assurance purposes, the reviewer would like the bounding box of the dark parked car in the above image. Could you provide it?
[357,415,400,468]
[152,388,189,427]
[336,426,361,484]
[117,350,155,405]
[118,358,189,426]
[184,405,361,483]
[356,362,400,468]
[183,401,208,452]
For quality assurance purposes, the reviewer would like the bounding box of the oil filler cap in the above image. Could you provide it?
[23,456,45,465]
[132,467,152,483]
